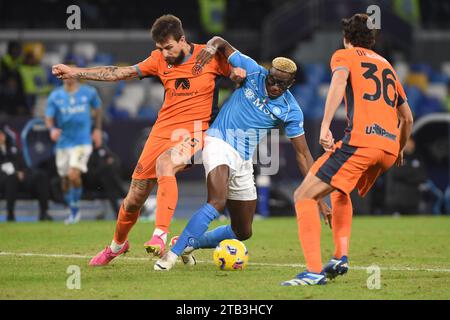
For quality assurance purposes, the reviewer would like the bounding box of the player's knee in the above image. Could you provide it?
[68,170,81,186]
[208,198,227,213]
[156,153,175,177]
[234,227,252,241]
[293,186,307,202]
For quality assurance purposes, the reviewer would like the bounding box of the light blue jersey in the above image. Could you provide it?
[46,84,101,149]
[207,51,305,160]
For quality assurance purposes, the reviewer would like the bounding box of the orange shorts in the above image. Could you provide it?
[310,141,397,196]
[132,131,205,180]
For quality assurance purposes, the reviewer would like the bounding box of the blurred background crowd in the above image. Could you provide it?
[1,0,449,221]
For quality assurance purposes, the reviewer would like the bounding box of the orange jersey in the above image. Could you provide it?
[135,44,231,139]
[330,47,407,155]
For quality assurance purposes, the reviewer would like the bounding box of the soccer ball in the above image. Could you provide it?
[213,239,249,271]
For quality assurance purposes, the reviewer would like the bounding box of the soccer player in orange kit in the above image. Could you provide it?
[281,13,414,286]
[53,15,245,265]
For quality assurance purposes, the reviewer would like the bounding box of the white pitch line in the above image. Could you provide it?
[1,251,450,273]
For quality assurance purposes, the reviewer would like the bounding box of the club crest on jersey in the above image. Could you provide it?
[272,106,281,116]
[192,64,203,76]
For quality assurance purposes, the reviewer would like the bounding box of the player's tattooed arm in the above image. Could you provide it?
[52,64,138,81]
[196,36,237,67]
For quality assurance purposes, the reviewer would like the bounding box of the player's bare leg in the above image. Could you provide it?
[145,136,201,257]
[90,178,156,266]
[227,199,257,241]
[154,165,229,270]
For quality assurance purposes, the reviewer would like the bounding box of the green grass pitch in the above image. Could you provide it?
[1,216,449,299]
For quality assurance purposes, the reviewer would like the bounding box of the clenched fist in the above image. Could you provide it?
[52,64,78,80]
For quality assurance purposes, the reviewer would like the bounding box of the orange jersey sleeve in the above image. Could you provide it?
[333,48,408,155]
[396,76,407,106]
[330,49,352,74]
[135,50,160,78]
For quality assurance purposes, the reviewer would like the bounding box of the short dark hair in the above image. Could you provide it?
[151,14,184,43]
[342,13,377,49]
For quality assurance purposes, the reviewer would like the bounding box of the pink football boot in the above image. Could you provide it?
[143,234,166,257]
[89,241,129,266]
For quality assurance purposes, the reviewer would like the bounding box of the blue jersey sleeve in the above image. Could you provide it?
[228,51,263,74]
[45,92,57,118]
[283,102,305,138]
[90,87,102,109]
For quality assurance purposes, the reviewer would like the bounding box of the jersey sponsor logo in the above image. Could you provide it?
[171,78,198,97]
[244,88,278,120]
[175,78,190,90]
[252,98,277,121]
[365,123,397,141]
[60,105,87,115]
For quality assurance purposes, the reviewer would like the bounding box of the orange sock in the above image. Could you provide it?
[114,203,140,244]
[295,199,322,273]
[330,191,353,259]
[155,176,178,233]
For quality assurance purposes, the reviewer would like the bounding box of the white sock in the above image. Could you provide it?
[110,240,125,253]
[183,246,194,255]
[166,250,178,262]
[153,228,167,243]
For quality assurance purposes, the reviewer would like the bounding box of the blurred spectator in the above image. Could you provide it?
[82,142,126,217]
[45,72,102,224]
[18,48,52,115]
[384,137,427,215]
[0,41,26,116]
[446,80,450,112]
[198,0,226,39]
[0,126,52,221]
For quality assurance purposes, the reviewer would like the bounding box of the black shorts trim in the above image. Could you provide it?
[315,144,358,185]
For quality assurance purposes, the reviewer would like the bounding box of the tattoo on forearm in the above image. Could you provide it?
[77,66,136,81]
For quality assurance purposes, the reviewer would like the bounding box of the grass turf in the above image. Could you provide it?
[0,216,449,300]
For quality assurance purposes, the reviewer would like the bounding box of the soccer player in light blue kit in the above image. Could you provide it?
[155,37,331,270]
[45,72,102,224]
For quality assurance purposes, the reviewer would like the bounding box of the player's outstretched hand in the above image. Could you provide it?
[52,64,77,80]
[195,46,217,67]
[318,199,332,229]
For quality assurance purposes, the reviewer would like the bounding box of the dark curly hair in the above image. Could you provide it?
[342,13,377,49]
[151,14,184,44]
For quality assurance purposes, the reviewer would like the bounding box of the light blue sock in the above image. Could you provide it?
[69,187,83,218]
[171,203,219,256]
[191,225,237,249]
[64,192,71,206]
